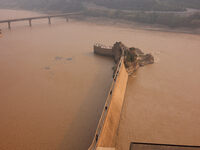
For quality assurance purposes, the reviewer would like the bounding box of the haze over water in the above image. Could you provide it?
[0,9,115,150]
[116,26,200,149]
[1,9,200,150]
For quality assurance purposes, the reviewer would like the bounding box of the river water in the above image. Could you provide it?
[116,25,200,149]
[1,9,200,150]
[0,9,115,150]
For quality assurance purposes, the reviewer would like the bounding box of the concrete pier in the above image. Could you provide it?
[29,19,32,27]
[48,17,51,25]
[8,21,11,29]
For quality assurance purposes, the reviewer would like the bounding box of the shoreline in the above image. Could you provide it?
[0,8,200,35]
[71,16,200,35]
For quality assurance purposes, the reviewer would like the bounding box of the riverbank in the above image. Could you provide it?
[71,16,200,35]
[0,8,200,35]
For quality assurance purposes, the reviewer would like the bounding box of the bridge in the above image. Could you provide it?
[0,12,81,29]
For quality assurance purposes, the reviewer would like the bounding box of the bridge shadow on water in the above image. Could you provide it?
[58,53,113,150]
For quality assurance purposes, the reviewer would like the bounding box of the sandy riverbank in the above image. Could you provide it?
[71,16,200,35]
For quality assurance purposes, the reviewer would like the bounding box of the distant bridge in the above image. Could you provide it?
[0,12,81,29]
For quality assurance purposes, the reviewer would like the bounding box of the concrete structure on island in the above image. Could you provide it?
[94,42,127,63]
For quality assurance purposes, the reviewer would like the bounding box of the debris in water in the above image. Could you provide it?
[66,57,72,61]
[44,66,51,70]
[55,56,63,61]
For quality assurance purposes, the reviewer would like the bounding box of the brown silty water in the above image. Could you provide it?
[1,9,200,150]
[116,29,200,149]
[0,9,115,150]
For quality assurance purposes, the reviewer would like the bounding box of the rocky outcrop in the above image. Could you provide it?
[112,42,127,63]
[112,42,154,75]
[94,41,154,75]
[124,46,154,74]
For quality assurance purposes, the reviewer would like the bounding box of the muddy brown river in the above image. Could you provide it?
[1,9,200,150]
[116,27,200,149]
[0,9,115,150]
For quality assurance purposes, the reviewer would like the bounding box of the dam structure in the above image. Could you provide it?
[89,42,129,150]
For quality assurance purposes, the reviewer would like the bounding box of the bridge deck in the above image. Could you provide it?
[0,12,80,23]
[0,12,81,29]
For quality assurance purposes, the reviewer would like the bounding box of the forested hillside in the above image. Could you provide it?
[0,0,83,11]
[1,0,200,11]
[93,0,200,11]
[0,0,200,28]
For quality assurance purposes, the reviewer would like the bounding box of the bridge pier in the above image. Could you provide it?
[48,17,51,25]
[66,17,69,22]
[8,21,11,29]
[29,19,32,27]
